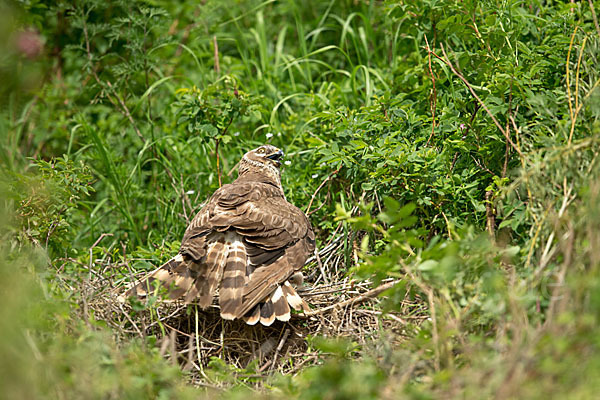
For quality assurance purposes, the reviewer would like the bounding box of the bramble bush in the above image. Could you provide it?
[2,0,600,398]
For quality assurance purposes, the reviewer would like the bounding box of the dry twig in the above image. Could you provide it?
[301,279,403,317]
[424,35,437,146]
[306,164,342,215]
[433,44,523,159]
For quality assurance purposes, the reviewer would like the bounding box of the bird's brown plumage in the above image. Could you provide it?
[128,145,314,326]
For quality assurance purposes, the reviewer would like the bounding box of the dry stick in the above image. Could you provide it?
[45,206,69,250]
[561,35,600,150]
[184,334,195,371]
[147,306,188,330]
[356,309,407,325]
[470,154,495,176]
[503,83,515,179]
[424,35,437,147]
[168,329,177,366]
[305,235,343,265]
[502,138,510,178]
[215,138,222,187]
[428,288,440,372]
[314,247,329,285]
[194,306,210,381]
[288,354,319,375]
[302,287,351,297]
[171,20,199,59]
[589,0,600,40]
[468,11,495,59]
[213,35,220,75]
[269,328,290,373]
[324,223,344,249]
[563,81,600,147]
[300,279,402,317]
[569,35,588,144]
[305,164,342,215]
[566,26,578,124]
[121,242,136,284]
[435,44,523,159]
[88,233,113,280]
[104,81,146,143]
[525,205,552,268]
[306,193,330,216]
[117,302,144,338]
[509,106,537,226]
[320,243,341,283]
[574,37,587,115]
[485,190,495,239]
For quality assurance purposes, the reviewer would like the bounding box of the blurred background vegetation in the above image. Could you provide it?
[1,0,600,398]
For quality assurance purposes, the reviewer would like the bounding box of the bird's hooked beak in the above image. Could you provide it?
[266,149,284,163]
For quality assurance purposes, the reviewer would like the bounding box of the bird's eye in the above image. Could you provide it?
[257,148,265,154]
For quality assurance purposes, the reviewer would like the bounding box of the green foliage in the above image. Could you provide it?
[291,358,385,400]
[0,210,196,400]
[2,0,600,398]
[1,156,94,256]
[176,76,261,143]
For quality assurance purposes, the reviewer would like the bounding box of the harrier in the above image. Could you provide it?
[128,145,315,326]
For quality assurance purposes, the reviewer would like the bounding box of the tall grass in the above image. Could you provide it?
[2,0,600,398]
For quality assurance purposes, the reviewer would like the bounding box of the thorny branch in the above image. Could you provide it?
[424,34,437,147]
[81,16,145,145]
[306,164,342,215]
[433,44,524,159]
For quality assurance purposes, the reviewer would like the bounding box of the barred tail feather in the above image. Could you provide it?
[272,285,291,322]
[193,238,227,306]
[125,254,188,299]
[219,233,247,320]
[260,299,276,326]
[243,305,261,325]
[122,234,310,326]
[282,281,310,312]
[242,283,302,326]
[124,253,206,306]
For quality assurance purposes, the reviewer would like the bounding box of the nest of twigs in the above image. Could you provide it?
[73,236,427,387]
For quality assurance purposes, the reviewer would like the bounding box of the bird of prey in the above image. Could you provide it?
[128,145,315,326]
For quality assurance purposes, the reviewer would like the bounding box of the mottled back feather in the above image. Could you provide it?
[127,145,314,325]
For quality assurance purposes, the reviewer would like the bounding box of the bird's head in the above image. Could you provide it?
[238,145,285,179]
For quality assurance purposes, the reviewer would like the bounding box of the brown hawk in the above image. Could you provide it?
[128,145,315,326]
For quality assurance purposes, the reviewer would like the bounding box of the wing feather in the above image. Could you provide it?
[131,177,314,324]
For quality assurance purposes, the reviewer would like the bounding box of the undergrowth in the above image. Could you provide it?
[1,0,600,398]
